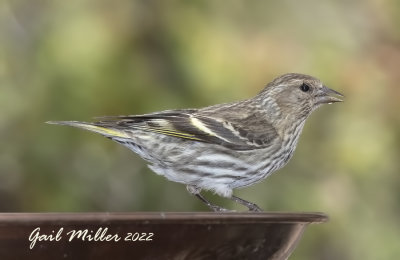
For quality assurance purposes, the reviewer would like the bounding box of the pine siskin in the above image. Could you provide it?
[48,73,344,212]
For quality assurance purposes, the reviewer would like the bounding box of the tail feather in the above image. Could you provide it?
[46,121,130,138]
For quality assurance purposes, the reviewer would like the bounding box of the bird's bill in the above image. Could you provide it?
[315,86,344,105]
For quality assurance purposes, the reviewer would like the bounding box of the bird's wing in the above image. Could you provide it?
[95,109,279,151]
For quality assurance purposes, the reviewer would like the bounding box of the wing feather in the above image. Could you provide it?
[94,109,279,150]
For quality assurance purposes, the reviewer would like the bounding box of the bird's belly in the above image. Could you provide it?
[164,144,284,190]
[229,145,296,189]
[117,134,295,193]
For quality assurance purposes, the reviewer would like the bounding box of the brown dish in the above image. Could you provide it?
[0,212,328,259]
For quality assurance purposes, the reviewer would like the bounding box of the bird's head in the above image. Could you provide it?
[258,73,344,120]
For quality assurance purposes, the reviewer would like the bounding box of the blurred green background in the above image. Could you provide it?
[1,0,400,259]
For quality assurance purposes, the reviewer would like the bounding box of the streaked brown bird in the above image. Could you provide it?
[48,73,344,212]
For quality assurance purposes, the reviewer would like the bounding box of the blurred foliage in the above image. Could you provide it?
[1,0,400,259]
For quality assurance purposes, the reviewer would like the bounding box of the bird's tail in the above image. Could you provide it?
[46,121,130,138]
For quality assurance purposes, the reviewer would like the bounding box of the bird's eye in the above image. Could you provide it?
[300,83,310,92]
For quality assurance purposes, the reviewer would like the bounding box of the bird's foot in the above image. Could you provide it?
[230,195,263,212]
[247,203,263,212]
[209,205,236,212]
[192,191,235,212]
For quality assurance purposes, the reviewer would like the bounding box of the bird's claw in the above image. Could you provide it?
[210,205,235,212]
[248,204,263,212]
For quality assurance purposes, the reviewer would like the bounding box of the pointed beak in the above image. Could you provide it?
[315,85,344,105]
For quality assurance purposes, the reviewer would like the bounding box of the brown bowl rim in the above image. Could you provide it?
[0,212,329,225]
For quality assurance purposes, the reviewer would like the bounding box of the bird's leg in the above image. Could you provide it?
[230,195,263,212]
[195,194,233,212]
[187,185,233,212]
